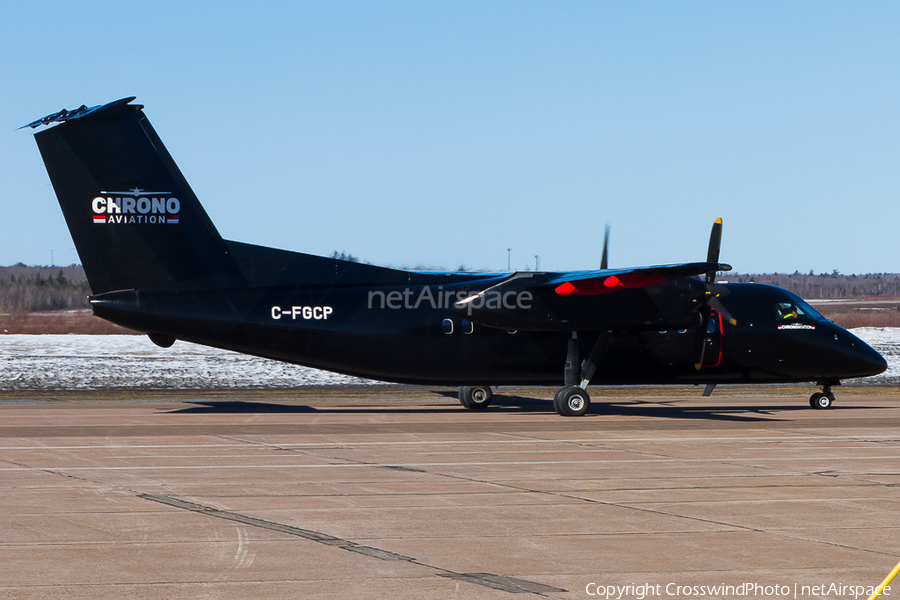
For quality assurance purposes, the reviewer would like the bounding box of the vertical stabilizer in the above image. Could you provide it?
[30,98,244,294]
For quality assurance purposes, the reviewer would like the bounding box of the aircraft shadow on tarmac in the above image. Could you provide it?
[158,393,877,423]
[170,401,319,414]
[434,391,794,422]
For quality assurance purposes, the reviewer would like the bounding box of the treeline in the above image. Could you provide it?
[719,272,900,299]
[0,264,91,313]
[3,264,900,314]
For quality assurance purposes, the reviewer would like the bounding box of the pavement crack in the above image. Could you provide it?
[139,494,566,595]
[0,457,101,485]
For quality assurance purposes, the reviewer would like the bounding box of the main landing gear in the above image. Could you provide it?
[552,332,609,417]
[458,385,493,409]
[554,385,591,416]
[457,332,608,417]
[809,383,836,410]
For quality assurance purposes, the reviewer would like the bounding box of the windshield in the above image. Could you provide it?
[774,298,823,321]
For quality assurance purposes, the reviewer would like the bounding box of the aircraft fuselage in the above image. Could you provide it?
[89,272,885,388]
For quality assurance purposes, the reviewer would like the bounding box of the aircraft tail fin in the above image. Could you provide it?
[29,97,244,294]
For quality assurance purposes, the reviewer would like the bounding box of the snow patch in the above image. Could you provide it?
[1,329,898,391]
[0,335,385,390]
[848,327,900,385]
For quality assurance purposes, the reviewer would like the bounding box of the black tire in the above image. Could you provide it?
[552,387,564,413]
[809,392,834,410]
[555,385,591,417]
[458,385,493,409]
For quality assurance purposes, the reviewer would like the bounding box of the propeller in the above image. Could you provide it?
[705,218,723,283]
[600,223,610,270]
[702,218,735,325]
[695,218,735,370]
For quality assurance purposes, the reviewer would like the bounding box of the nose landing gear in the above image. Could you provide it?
[809,383,836,409]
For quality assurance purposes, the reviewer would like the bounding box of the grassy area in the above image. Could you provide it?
[812,299,900,328]
[2,264,899,334]
[2,303,898,335]
[0,310,135,335]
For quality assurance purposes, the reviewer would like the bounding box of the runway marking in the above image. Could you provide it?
[106,455,307,459]
[415,446,891,455]
[0,434,897,451]
[3,455,900,471]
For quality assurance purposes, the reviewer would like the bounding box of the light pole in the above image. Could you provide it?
[507,248,511,271]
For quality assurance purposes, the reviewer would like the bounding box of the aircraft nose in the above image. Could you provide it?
[837,328,888,378]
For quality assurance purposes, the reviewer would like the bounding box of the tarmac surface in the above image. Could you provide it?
[1,385,899,599]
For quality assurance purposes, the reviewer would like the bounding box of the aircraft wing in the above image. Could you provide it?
[540,262,730,296]
[455,261,731,332]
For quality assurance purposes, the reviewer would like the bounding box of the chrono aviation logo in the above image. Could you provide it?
[91,188,181,224]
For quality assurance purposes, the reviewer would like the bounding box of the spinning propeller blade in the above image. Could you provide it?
[600,223,610,270]
[696,218,735,370]
[706,218,722,284]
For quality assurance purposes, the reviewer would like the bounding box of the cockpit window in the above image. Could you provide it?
[774,299,822,321]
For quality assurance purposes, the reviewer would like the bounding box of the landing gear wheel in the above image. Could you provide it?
[551,388,562,413]
[809,392,834,410]
[458,386,493,409]
[555,385,591,417]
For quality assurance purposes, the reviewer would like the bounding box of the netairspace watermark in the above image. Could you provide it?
[367,287,533,314]
[585,582,891,599]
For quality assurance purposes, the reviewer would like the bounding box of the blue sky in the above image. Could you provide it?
[2,1,898,274]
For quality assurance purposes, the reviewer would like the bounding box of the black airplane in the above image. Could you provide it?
[25,97,887,416]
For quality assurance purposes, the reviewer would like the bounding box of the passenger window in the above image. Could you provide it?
[462,319,474,334]
[442,319,454,334]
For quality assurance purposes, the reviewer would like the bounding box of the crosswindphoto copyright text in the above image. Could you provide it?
[585,582,891,599]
